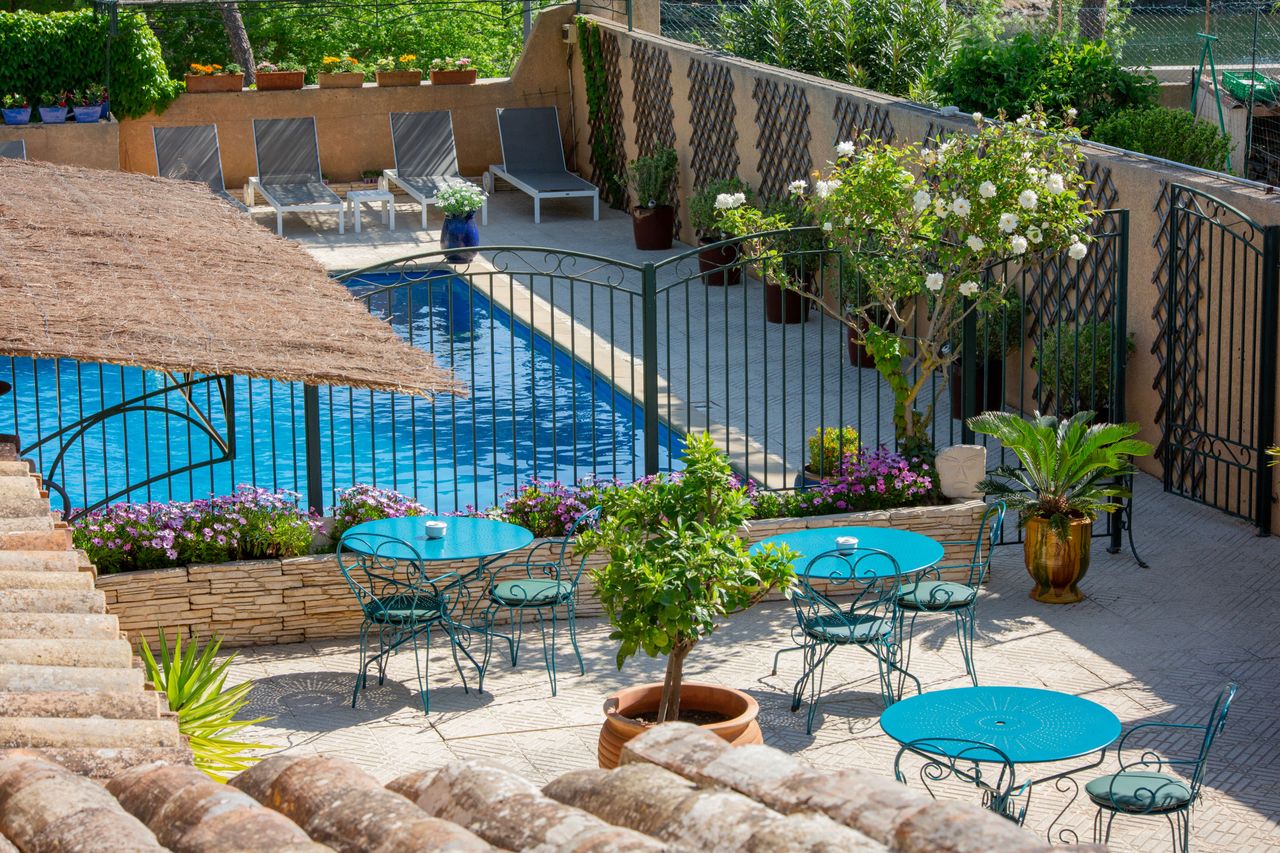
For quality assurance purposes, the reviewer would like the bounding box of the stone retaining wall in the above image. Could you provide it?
[97,499,987,648]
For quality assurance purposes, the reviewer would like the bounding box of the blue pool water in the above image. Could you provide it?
[2,272,676,513]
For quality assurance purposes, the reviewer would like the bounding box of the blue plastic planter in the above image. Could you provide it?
[442,212,480,263]
[38,105,67,124]
[73,105,101,123]
[1,106,31,125]
[99,99,110,120]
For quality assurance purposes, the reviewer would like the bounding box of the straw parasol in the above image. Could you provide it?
[0,157,464,397]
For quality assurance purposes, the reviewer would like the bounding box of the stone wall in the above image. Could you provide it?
[97,499,987,648]
[0,120,119,170]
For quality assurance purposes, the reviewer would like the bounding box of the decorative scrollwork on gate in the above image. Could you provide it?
[752,78,812,201]
[687,58,739,187]
[832,96,894,148]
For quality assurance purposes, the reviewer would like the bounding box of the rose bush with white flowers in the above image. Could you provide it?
[715,111,1097,451]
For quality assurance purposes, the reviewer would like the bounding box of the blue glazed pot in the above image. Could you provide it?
[99,99,110,120]
[38,105,68,124]
[442,212,480,263]
[73,105,101,123]
[1,106,30,125]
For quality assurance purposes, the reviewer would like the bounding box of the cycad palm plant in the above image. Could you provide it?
[140,631,272,780]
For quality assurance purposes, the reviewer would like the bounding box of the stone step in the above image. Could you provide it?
[0,690,166,719]
[0,515,54,534]
[0,570,92,590]
[0,587,105,614]
[0,715,183,749]
[0,638,132,668]
[0,663,143,693]
[0,550,80,572]
[0,612,120,640]
[0,482,44,519]
[0,461,33,477]
[26,745,194,781]
[0,528,72,551]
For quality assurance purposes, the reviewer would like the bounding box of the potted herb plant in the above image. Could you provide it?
[970,411,1151,603]
[360,169,381,185]
[429,57,477,85]
[254,60,306,91]
[37,92,68,124]
[375,55,423,87]
[1034,320,1133,421]
[578,433,796,768]
[688,177,751,286]
[2,94,30,126]
[796,425,859,489]
[627,147,678,251]
[185,63,244,94]
[436,182,488,263]
[71,88,102,123]
[947,291,1024,418]
[318,55,366,88]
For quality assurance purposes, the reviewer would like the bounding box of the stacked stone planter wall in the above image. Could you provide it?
[96,499,988,648]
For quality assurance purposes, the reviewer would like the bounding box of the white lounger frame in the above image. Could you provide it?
[485,106,600,224]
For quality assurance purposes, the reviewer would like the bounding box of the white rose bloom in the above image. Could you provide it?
[1066,107,1078,119]
[836,140,856,157]
[972,111,983,123]
[912,189,932,212]
[965,234,985,252]
[823,221,833,231]
[733,192,747,207]
[815,180,832,199]
[1010,235,1028,255]
[925,272,944,292]
[999,212,1019,233]
[1046,173,1065,194]
[1026,225,1043,244]
[921,149,937,165]
[979,181,997,199]
[1018,189,1038,210]
[1016,114,1030,126]
[933,198,949,218]
[1068,240,1088,260]
[714,193,742,210]
[958,280,979,297]
[951,196,971,218]
[789,179,807,195]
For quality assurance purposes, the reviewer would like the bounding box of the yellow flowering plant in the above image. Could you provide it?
[188,62,241,76]
[375,53,420,72]
[321,55,365,74]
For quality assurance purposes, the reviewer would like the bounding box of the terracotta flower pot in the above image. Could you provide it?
[765,281,809,324]
[255,71,305,91]
[184,73,244,93]
[632,205,675,251]
[376,70,423,87]
[598,681,762,769]
[698,239,741,286]
[318,72,364,88]
[1023,515,1092,604]
[430,69,477,85]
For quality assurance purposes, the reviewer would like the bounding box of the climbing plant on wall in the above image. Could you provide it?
[576,16,626,208]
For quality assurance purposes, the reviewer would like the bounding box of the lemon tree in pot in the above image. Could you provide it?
[627,147,678,250]
[970,411,1152,604]
[579,432,795,768]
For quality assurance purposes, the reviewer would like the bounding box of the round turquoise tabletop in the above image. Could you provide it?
[880,686,1122,764]
[750,526,944,579]
[340,516,534,563]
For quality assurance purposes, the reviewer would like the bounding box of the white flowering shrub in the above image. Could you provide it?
[716,111,1097,450]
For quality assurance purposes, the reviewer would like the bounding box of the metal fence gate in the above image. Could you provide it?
[1162,184,1279,534]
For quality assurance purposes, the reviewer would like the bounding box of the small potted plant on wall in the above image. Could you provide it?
[429,56,477,85]
[1033,319,1133,421]
[254,60,306,91]
[37,91,68,124]
[971,410,1151,604]
[627,147,678,251]
[688,177,751,286]
[72,88,103,123]
[375,54,423,87]
[318,55,366,88]
[185,63,244,94]
[2,94,30,125]
[436,182,488,263]
[579,432,796,768]
[948,291,1024,419]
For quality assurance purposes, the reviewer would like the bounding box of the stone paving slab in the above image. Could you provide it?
[227,474,1280,852]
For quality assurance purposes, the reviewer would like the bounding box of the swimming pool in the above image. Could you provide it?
[2,272,676,513]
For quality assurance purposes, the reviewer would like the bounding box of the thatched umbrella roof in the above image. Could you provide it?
[0,158,464,397]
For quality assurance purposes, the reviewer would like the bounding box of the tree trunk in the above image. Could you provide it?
[656,640,694,723]
[219,3,255,87]
[1079,0,1106,41]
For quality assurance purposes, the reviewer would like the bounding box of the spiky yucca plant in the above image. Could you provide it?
[968,411,1153,540]
[140,632,271,781]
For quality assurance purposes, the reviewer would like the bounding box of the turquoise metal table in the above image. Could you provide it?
[750,526,945,578]
[881,686,1122,839]
[340,516,534,564]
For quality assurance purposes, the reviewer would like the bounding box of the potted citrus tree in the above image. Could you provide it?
[185,63,244,93]
[970,411,1151,603]
[627,147,678,251]
[318,55,366,88]
[254,60,306,91]
[429,56,477,85]
[688,177,751,285]
[375,54,422,87]
[580,432,795,768]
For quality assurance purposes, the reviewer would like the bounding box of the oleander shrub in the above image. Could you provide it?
[1091,106,1232,171]
[933,33,1158,130]
[0,9,179,119]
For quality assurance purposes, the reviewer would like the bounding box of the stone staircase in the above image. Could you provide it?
[0,438,190,778]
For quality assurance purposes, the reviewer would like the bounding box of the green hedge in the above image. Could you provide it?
[0,9,179,119]
[1092,106,1233,172]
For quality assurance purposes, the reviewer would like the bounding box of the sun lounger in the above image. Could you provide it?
[384,111,487,230]
[485,106,599,224]
[247,117,344,235]
[152,125,247,212]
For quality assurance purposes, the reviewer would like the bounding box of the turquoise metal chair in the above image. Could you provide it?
[787,547,917,734]
[482,506,601,695]
[897,501,1005,688]
[337,532,481,714]
[1088,682,1237,852]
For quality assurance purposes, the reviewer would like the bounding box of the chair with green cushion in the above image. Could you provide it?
[482,506,601,695]
[787,547,917,734]
[896,501,1005,689]
[337,531,477,714]
[1088,682,1237,852]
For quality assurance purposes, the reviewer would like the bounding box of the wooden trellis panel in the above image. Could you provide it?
[687,58,739,187]
[630,41,676,156]
[752,78,812,200]
[832,97,894,147]
[586,28,628,208]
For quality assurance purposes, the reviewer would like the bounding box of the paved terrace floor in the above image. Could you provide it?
[227,475,1280,853]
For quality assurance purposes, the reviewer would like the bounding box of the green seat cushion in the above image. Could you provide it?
[803,613,891,644]
[899,580,976,610]
[365,593,442,624]
[490,578,573,606]
[1085,771,1192,812]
